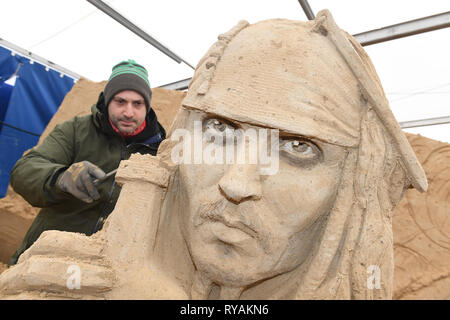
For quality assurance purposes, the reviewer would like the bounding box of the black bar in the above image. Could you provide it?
[0,121,41,137]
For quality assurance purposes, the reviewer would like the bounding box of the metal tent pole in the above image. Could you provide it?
[298,0,315,20]
[399,116,450,129]
[354,11,450,46]
[0,38,81,80]
[86,0,195,69]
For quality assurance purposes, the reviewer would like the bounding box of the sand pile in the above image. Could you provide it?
[393,134,450,299]
[0,79,448,299]
[38,79,107,143]
[0,186,38,264]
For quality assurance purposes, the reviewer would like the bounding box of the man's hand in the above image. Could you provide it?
[56,161,106,203]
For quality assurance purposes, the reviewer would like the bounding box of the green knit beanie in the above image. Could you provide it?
[103,59,152,112]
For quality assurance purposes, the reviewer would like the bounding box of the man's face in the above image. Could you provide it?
[177,111,348,287]
[108,90,146,134]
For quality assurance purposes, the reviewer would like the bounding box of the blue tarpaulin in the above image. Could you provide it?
[0,45,75,198]
[0,81,13,123]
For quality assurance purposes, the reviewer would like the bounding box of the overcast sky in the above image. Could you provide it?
[1,0,449,143]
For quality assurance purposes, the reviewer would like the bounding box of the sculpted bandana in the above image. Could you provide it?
[182,19,363,148]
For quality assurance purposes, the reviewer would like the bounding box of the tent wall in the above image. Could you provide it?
[0,45,75,197]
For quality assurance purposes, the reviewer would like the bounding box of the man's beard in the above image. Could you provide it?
[111,115,138,132]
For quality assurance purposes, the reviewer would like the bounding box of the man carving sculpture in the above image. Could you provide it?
[0,10,427,300]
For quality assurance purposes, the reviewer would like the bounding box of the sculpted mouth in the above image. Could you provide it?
[208,215,258,239]
[194,202,267,254]
[196,201,259,241]
[208,222,253,247]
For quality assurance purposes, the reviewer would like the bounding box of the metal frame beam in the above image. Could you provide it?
[298,0,315,20]
[354,11,450,46]
[158,78,191,91]
[86,0,195,69]
[297,3,450,47]
[0,38,81,80]
[399,116,450,129]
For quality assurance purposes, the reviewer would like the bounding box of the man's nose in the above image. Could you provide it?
[218,164,262,204]
[123,103,134,117]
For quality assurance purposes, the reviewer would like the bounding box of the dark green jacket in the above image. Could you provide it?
[9,94,165,265]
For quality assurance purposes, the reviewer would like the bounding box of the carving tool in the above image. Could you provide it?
[93,168,118,185]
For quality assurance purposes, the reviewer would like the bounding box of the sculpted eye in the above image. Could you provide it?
[204,118,235,133]
[203,118,237,137]
[280,138,322,165]
[203,118,239,146]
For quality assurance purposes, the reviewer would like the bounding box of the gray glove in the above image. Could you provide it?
[56,161,106,203]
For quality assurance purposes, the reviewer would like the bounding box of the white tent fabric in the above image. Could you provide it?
[1,0,449,142]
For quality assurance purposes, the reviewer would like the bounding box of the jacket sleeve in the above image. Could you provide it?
[10,119,77,207]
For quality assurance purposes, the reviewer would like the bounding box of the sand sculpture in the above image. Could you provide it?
[0,10,429,299]
[0,84,447,299]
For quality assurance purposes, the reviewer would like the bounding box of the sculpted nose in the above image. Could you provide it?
[218,164,262,204]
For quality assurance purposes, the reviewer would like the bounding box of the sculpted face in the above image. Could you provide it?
[177,109,348,286]
[174,19,361,288]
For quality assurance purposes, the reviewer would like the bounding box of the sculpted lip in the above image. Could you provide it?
[208,214,258,239]
[196,201,259,240]
[209,222,250,245]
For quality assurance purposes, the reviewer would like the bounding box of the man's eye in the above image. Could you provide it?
[280,139,321,164]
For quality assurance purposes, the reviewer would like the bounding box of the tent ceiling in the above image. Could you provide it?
[1,0,449,142]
